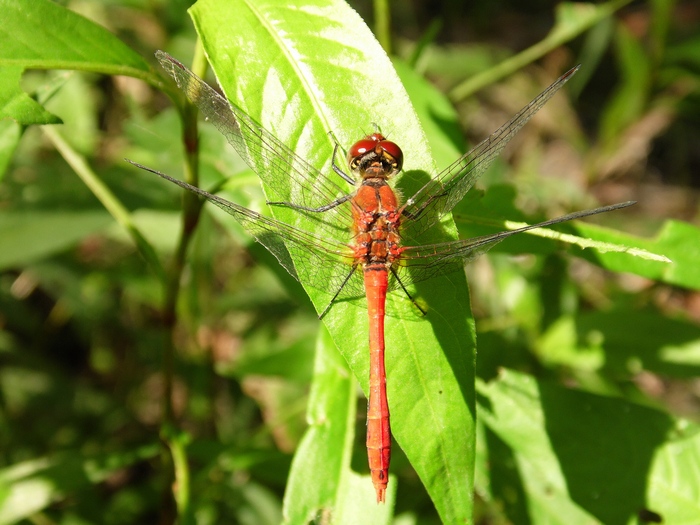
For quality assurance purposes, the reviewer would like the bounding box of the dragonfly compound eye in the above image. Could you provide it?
[348,133,404,176]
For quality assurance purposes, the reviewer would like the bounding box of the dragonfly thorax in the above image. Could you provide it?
[347,133,403,180]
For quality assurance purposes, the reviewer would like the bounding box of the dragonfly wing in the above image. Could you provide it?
[392,234,506,291]
[156,51,355,237]
[392,200,635,291]
[131,160,365,300]
[401,66,580,237]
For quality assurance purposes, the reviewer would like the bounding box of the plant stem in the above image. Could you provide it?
[160,41,207,426]
[374,0,391,55]
[42,126,165,281]
[448,0,633,101]
[158,40,208,525]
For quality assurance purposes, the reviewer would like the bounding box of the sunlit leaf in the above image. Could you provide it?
[478,369,700,524]
[184,0,475,519]
[0,0,150,79]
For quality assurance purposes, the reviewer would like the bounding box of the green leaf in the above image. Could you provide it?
[0,66,62,125]
[0,211,113,271]
[0,0,151,80]
[649,0,674,66]
[666,33,700,68]
[0,119,22,182]
[0,444,160,525]
[577,218,698,289]
[163,428,194,525]
[453,187,667,268]
[477,369,700,524]
[392,58,464,172]
[283,326,394,522]
[0,0,156,139]
[567,16,615,97]
[186,0,475,519]
[599,22,652,143]
[538,310,700,378]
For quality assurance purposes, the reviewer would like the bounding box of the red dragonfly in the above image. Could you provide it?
[132,51,633,502]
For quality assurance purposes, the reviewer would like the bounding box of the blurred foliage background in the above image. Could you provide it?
[1,0,699,523]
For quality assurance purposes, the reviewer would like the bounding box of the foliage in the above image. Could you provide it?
[1,0,699,523]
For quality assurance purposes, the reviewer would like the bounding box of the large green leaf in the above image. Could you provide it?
[0,0,151,80]
[184,0,475,519]
[0,0,156,141]
[477,369,700,524]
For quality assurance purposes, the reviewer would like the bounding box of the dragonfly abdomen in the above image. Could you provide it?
[364,265,391,503]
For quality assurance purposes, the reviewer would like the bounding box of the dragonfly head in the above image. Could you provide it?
[347,133,403,180]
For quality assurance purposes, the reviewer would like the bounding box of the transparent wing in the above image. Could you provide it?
[401,66,580,237]
[156,51,355,239]
[129,160,367,301]
[390,201,635,292]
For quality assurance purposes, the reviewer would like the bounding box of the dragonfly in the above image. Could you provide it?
[130,51,634,503]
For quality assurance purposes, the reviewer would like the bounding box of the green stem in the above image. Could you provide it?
[163,426,193,525]
[448,0,633,101]
[45,119,192,521]
[42,126,165,282]
[161,41,207,426]
[159,39,208,524]
[374,0,391,55]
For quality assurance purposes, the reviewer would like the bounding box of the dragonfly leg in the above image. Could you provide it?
[318,264,358,319]
[267,132,356,212]
[332,144,355,185]
[327,131,355,185]
[390,267,426,316]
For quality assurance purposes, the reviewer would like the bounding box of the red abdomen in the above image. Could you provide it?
[364,266,390,502]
